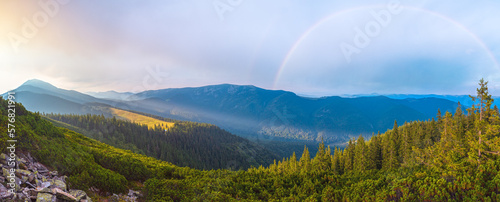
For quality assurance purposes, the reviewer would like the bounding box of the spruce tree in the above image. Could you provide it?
[354,135,367,172]
[332,147,343,175]
[383,122,400,169]
[290,152,298,173]
[344,139,355,173]
[299,146,311,172]
[437,109,442,124]
[467,79,500,164]
[400,123,412,164]
[313,139,331,171]
[368,132,383,170]
[454,103,466,147]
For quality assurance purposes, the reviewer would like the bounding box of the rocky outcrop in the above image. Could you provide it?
[109,189,142,202]
[0,152,92,202]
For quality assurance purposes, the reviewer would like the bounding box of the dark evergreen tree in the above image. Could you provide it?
[368,133,382,170]
[343,139,355,173]
[354,135,367,172]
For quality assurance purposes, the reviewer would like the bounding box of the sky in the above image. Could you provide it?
[1,0,500,96]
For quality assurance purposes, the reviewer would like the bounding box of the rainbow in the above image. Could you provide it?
[272,5,500,89]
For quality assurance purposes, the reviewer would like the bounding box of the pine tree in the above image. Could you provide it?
[393,120,401,157]
[429,111,457,171]
[343,139,355,173]
[467,79,500,165]
[400,123,412,164]
[299,146,311,173]
[290,152,298,173]
[332,147,343,175]
[437,109,443,124]
[354,135,367,172]
[454,103,466,147]
[368,132,382,170]
[383,122,400,170]
[325,145,332,170]
[313,139,331,171]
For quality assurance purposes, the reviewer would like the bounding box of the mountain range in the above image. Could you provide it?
[385,94,500,108]
[2,79,498,201]
[3,79,465,143]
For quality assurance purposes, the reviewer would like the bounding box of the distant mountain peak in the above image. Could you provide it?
[21,79,58,89]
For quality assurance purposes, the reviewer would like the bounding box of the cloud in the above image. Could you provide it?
[1,0,499,95]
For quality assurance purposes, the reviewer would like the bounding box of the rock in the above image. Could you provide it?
[2,167,11,179]
[110,193,121,201]
[51,179,67,191]
[21,175,29,183]
[13,192,30,201]
[111,190,141,202]
[29,173,35,182]
[34,163,49,174]
[1,152,91,201]
[69,189,88,201]
[41,181,52,188]
[36,192,57,202]
[26,181,37,189]
[16,168,32,177]
[128,189,142,198]
[0,153,7,164]
[41,176,48,182]
[22,187,36,200]
[54,175,68,183]
[27,153,34,162]
[53,188,77,201]
[0,183,13,199]
[26,187,38,197]
[128,189,137,196]
[19,162,28,170]
[17,156,27,164]
[14,177,22,192]
[49,171,58,176]
[36,187,55,194]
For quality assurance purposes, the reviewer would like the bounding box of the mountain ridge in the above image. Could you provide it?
[124,83,463,142]
[4,79,465,143]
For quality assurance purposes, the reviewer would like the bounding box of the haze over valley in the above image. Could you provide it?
[4,79,466,143]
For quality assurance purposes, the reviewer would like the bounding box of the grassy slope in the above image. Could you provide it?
[109,107,175,130]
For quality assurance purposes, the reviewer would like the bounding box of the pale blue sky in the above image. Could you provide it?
[1,0,500,96]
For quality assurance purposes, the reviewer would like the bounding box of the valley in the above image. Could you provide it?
[4,79,463,144]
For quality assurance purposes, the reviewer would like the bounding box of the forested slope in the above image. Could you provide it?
[44,113,277,170]
[144,79,500,201]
